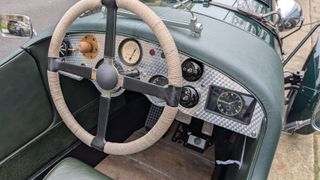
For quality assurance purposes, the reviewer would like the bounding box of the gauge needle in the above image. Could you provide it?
[218,100,230,105]
[129,49,137,60]
[230,101,240,105]
[219,100,239,106]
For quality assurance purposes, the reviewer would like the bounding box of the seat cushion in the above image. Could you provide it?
[44,157,111,180]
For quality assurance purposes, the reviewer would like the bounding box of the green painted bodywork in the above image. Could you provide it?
[0,3,284,180]
[191,0,281,53]
[287,36,320,134]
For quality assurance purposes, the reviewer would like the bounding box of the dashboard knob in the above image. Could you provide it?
[78,41,92,53]
[179,86,199,108]
[182,59,203,82]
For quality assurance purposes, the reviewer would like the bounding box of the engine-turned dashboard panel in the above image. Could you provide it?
[60,33,265,138]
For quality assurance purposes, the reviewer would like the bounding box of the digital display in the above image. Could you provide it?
[205,86,256,124]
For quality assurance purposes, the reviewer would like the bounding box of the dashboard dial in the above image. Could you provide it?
[119,38,142,66]
[148,75,168,106]
[149,75,169,86]
[59,40,72,57]
[182,59,203,82]
[217,91,243,116]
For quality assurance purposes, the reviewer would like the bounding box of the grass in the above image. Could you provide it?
[0,23,7,29]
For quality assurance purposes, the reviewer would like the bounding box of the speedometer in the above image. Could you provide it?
[118,38,142,66]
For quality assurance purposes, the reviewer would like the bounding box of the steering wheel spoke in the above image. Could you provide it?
[48,58,95,80]
[120,75,181,107]
[102,0,117,60]
[91,91,111,151]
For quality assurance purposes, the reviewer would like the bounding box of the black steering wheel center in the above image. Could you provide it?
[96,63,118,90]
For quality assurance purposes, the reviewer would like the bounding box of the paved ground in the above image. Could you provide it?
[0,0,78,59]
[269,0,320,180]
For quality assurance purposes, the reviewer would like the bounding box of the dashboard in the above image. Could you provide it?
[59,33,265,138]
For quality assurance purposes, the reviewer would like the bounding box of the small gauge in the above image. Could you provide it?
[181,59,203,82]
[119,38,142,66]
[148,75,169,106]
[149,75,168,86]
[217,91,243,116]
[59,40,72,57]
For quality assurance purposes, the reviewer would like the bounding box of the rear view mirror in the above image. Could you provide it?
[276,0,303,32]
[311,102,320,132]
[0,14,34,38]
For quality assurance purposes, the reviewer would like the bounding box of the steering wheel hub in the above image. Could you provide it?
[96,63,118,91]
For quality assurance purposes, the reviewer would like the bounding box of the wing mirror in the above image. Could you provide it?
[276,0,303,32]
[311,102,320,132]
[0,14,36,38]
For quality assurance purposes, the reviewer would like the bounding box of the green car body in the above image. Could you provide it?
[287,37,320,134]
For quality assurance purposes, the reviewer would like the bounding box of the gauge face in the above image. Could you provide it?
[119,39,142,66]
[147,75,169,106]
[149,75,168,86]
[217,91,243,116]
[59,40,72,57]
[181,59,203,82]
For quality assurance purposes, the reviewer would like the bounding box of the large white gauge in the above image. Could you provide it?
[118,38,142,66]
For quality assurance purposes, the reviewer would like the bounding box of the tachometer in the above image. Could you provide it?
[118,38,142,66]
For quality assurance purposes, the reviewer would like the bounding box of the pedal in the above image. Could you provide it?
[145,104,164,130]
[175,110,192,125]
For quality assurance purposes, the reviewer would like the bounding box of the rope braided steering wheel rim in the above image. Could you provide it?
[47,0,182,155]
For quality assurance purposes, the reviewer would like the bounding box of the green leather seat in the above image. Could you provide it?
[44,157,111,180]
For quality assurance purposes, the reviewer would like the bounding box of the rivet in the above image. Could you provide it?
[251,132,256,137]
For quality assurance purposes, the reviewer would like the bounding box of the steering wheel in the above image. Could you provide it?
[47,0,182,155]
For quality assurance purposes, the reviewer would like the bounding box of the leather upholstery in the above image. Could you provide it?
[44,157,111,180]
[0,50,53,160]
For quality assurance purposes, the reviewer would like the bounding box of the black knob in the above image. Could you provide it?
[180,86,199,108]
[182,59,203,82]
